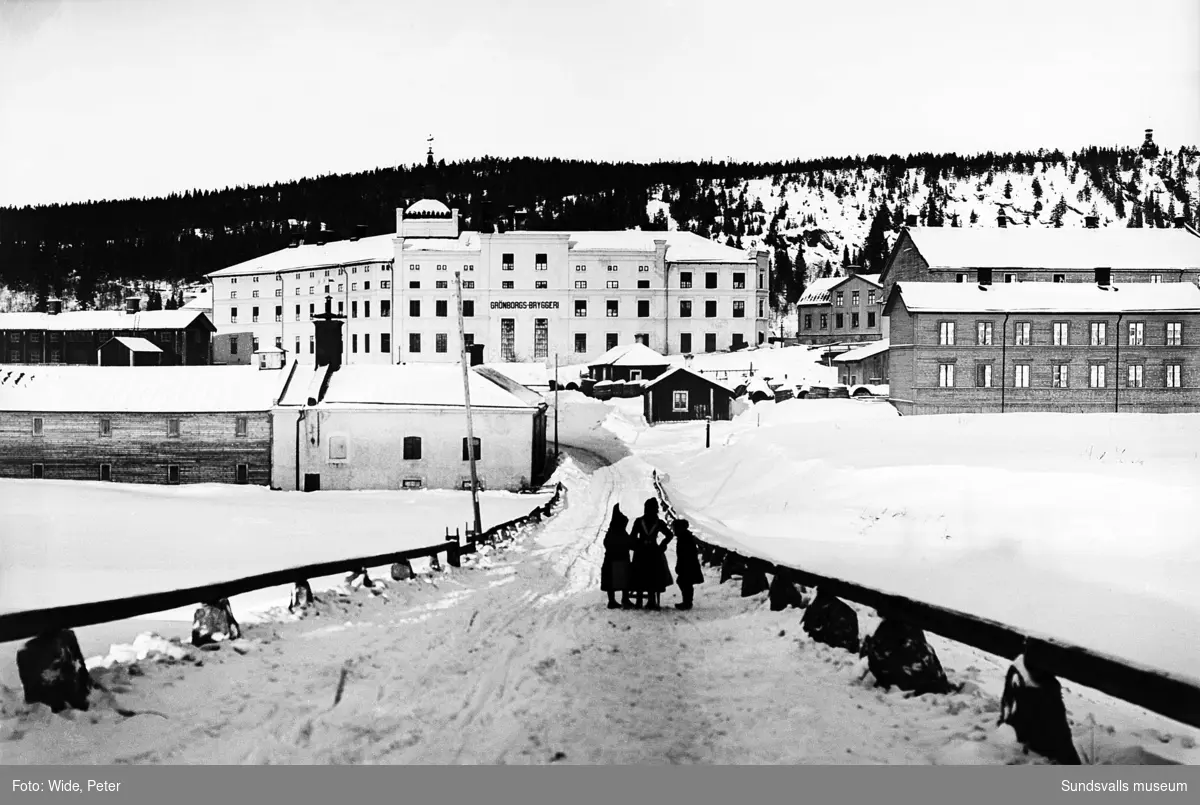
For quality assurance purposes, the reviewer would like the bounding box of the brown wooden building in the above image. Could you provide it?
[0,363,292,485]
[587,341,671,383]
[884,282,1200,415]
[642,366,735,423]
[796,272,885,345]
[0,308,216,366]
[833,338,889,388]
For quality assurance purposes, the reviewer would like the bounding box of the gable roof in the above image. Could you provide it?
[829,273,882,291]
[832,338,889,363]
[588,342,671,367]
[884,281,1200,315]
[206,233,396,278]
[643,365,735,393]
[894,226,1200,273]
[276,363,540,409]
[796,276,844,305]
[105,336,163,353]
[0,364,290,413]
[0,309,216,333]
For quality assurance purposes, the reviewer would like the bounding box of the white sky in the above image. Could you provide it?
[1,0,1197,206]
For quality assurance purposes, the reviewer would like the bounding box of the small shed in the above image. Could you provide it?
[832,338,889,386]
[587,342,671,384]
[254,346,288,371]
[643,366,735,424]
[98,336,163,367]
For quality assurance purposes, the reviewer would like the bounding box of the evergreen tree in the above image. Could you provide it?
[789,243,807,306]
[650,208,669,231]
[861,203,892,273]
[1031,178,1043,199]
[772,247,792,306]
[1003,179,1013,199]
[146,290,163,311]
[969,209,978,224]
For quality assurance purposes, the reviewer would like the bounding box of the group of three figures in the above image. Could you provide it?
[600,497,704,611]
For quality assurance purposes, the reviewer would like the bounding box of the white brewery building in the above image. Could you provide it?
[206,198,770,365]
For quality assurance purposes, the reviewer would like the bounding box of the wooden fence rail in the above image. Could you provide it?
[651,470,1200,732]
[0,482,566,647]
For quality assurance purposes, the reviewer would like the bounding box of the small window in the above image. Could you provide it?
[462,437,481,461]
[705,300,717,318]
[236,464,249,484]
[409,333,422,353]
[575,280,587,289]
[536,281,548,289]
[606,280,618,289]
[462,301,474,317]
[32,417,43,437]
[436,299,448,317]
[607,300,619,318]
[402,479,423,490]
[1052,364,1069,388]
[574,333,587,353]
[1013,364,1031,388]
[575,300,588,317]
[680,272,692,289]
[1053,274,1065,283]
[502,281,514,289]
[1089,363,1106,389]
[938,363,955,387]
[955,273,966,283]
[733,272,745,289]
[705,272,718,289]
[409,281,420,290]
[403,436,422,460]
[638,300,651,318]
[938,322,955,346]
[167,465,180,484]
[502,253,515,271]
[235,417,248,437]
[1127,364,1144,388]
[637,280,650,289]
[99,417,112,437]
[436,333,448,353]
[1165,364,1182,388]
[672,390,689,412]
[976,364,992,388]
[167,418,180,438]
[867,311,876,327]
[1014,322,1032,346]
[1166,322,1183,346]
[535,253,548,270]
[410,300,421,317]
[329,435,348,461]
[31,463,44,479]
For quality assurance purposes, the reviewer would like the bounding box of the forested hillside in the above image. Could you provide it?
[2,135,1196,317]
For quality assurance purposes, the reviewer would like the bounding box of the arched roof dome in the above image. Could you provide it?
[406,198,450,216]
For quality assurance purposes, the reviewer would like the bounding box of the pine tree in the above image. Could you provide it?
[969,209,979,224]
[788,244,807,306]
[1031,178,1043,199]
[1004,180,1013,199]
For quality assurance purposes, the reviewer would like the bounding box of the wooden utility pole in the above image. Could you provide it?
[455,271,483,539]
[554,353,560,459]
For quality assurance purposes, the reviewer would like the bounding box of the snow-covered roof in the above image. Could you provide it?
[106,336,163,353]
[0,365,290,413]
[566,231,757,263]
[905,227,1200,270]
[832,339,889,363]
[0,309,215,333]
[888,281,1200,314]
[277,364,539,409]
[588,342,670,367]
[399,233,481,253]
[830,273,882,290]
[406,199,451,216]
[481,362,550,389]
[744,376,775,398]
[206,233,395,278]
[643,365,735,392]
[472,366,548,407]
[796,276,843,305]
[181,293,212,310]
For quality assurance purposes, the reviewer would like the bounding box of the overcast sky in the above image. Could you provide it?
[1,0,1198,207]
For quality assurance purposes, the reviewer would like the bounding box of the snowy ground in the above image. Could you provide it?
[0,480,552,618]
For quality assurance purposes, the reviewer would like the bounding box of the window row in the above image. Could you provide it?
[937,320,1186,347]
[29,416,250,438]
[832,290,877,307]
[935,361,1185,389]
[803,311,878,330]
[573,300,754,318]
[569,331,754,355]
[28,463,252,484]
[328,435,482,462]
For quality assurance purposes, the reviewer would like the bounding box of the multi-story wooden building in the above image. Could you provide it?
[0,363,292,484]
[884,282,1200,415]
[205,198,771,366]
[0,307,216,366]
[879,219,1200,300]
[795,272,885,345]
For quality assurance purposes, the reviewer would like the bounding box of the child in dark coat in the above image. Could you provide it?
[630,498,674,610]
[671,519,704,610]
[600,504,633,609]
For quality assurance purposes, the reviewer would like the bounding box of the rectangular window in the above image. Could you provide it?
[535,253,548,271]
[938,363,955,387]
[680,333,692,353]
[1053,274,1065,283]
[978,268,993,285]
[1165,364,1182,388]
[1128,364,1144,388]
[501,318,516,362]
[759,300,765,318]
[1089,363,1106,388]
[1004,274,1016,284]
[820,313,828,329]
[852,290,860,306]
[409,281,420,289]
[705,272,718,289]
[607,300,619,318]
[351,283,358,292]
[381,333,391,354]
[977,322,993,346]
[868,291,876,306]
[99,463,111,482]
[1090,322,1107,346]
[436,280,448,289]
[1128,321,1144,346]
[410,264,420,271]
[364,333,371,353]
[352,301,358,318]
[409,333,421,353]
[462,301,474,317]
[435,333,447,353]
[410,300,420,317]
[352,333,358,353]
[575,280,587,289]
[1013,364,1030,388]
[165,464,180,484]
[1166,322,1182,346]
[274,288,282,297]
[575,300,587,317]
[295,304,301,321]
[733,272,745,290]
[32,463,44,479]
[680,272,692,289]
[234,417,248,437]
[835,313,845,329]
[1052,363,1069,388]
[672,390,689,412]
[230,308,238,324]
[32,417,43,436]
[976,364,992,388]
[309,335,314,354]
[502,281,514,290]
[733,301,746,319]
[502,254,514,271]
[309,286,314,295]
[939,321,955,345]
[436,300,448,317]
[252,306,260,323]
[607,332,619,351]
[850,312,859,328]
[638,265,650,273]
[1052,322,1069,346]
[462,437,482,461]
[381,300,391,318]
[252,290,259,298]
[803,314,813,330]
[575,264,586,272]
[1150,274,1162,283]
[463,281,475,289]
[167,418,180,438]
[381,280,390,290]
[536,281,548,289]
[534,319,548,359]
[606,280,619,289]
[956,274,966,283]
[99,417,112,437]
[867,311,876,327]
[574,333,587,353]
[638,300,650,318]
[758,272,764,289]
[403,436,422,460]
[637,280,650,289]
[607,265,618,272]
[679,300,692,318]
[1014,322,1031,346]
[705,301,717,318]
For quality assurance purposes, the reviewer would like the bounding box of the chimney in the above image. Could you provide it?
[124,297,140,314]
[395,206,406,236]
[46,299,62,315]
[905,214,918,227]
[1174,217,1186,229]
[311,294,346,371]
[1095,267,1111,287]
[1085,215,1099,229]
[515,209,529,231]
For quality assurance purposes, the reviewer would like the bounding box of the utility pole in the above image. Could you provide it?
[455,271,482,539]
[554,353,560,459]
